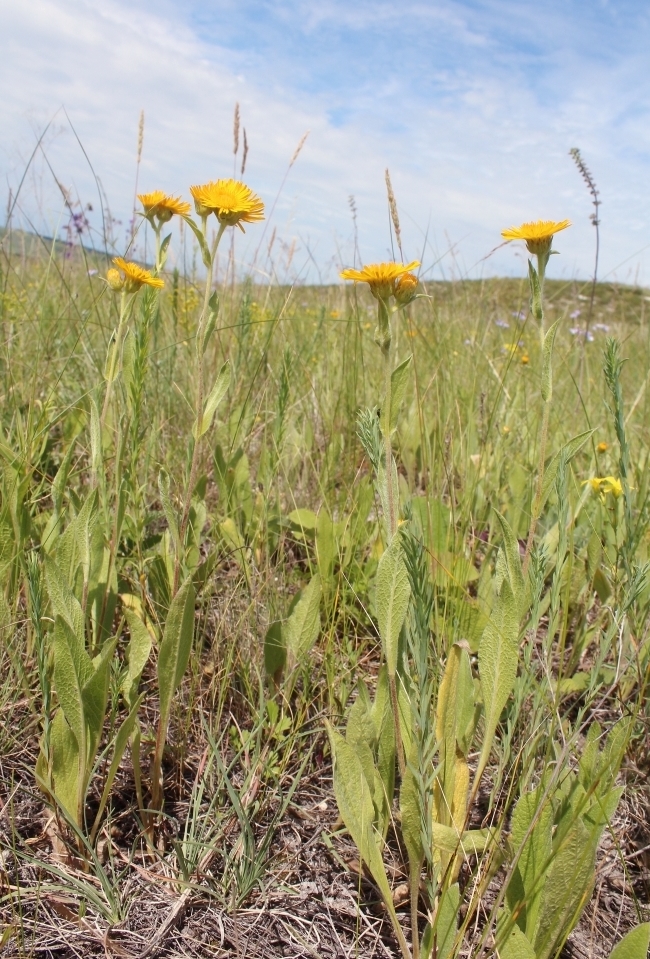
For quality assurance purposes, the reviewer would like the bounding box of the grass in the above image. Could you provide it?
[0,211,649,958]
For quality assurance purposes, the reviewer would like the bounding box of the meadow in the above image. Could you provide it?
[0,184,648,959]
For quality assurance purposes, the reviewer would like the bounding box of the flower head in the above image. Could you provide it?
[597,442,608,453]
[189,179,264,231]
[138,191,191,223]
[583,475,623,500]
[340,261,420,301]
[502,219,571,256]
[111,257,164,292]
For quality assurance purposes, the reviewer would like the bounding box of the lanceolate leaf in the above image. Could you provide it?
[540,429,595,510]
[493,512,526,618]
[195,362,231,438]
[181,215,212,269]
[608,924,650,959]
[476,578,519,783]
[285,574,322,664]
[376,537,411,676]
[327,725,399,928]
[157,578,196,738]
[541,319,560,403]
[389,354,412,433]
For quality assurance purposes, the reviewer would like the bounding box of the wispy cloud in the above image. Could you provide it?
[1,0,649,283]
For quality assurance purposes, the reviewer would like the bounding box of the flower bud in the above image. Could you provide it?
[106,268,124,292]
[394,272,418,306]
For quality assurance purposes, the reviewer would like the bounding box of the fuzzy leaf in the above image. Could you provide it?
[158,469,180,557]
[195,362,231,438]
[476,578,519,783]
[507,786,553,940]
[122,609,153,709]
[389,354,412,433]
[264,620,286,681]
[182,215,212,269]
[541,318,560,403]
[540,429,595,510]
[376,537,410,676]
[285,574,321,663]
[327,725,397,922]
[532,818,596,959]
[608,924,650,959]
[157,578,196,739]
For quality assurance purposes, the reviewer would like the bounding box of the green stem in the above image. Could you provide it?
[174,220,227,594]
[100,291,134,437]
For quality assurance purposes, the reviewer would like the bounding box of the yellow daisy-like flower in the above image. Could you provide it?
[189,179,264,231]
[597,442,608,453]
[501,219,571,256]
[340,261,420,300]
[583,476,623,500]
[111,257,164,292]
[138,191,191,223]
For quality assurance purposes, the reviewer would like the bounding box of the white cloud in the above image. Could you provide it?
[1,0,649,284]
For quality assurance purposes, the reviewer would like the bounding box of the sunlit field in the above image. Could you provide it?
[0,177,648,959]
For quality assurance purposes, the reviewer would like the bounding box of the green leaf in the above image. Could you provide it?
[528,259,543,322]
[122,610,153,709]
[157,578,196,739]
[316,509,335,582]
[326,725,398,925]
[431,823,496,856]
[389,354,412,432]
[608,924,650,959]
[532,818,596,959]
[494,511,526,618]
[376,537,411,676]
[181,215,212,269]
[82,638,116,764]
[287,508,319,535]
[285,574,321,663]
[264,620,286,681]
[371,666,395,815]
[434,882,460,959]
[400,764,423,874]
[497,915,536,959]
[158,469,180,557]
[507,786,553,940]
[195,362,231,438]
[47,709,81,825]
[200,290,220,355]
[476,578,519,783]
[52,616,93,753]
[540,429,595,510]
[541,318,560,403]
[45,556,84,644]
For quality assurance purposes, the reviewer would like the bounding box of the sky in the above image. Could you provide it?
[2,0,650,284]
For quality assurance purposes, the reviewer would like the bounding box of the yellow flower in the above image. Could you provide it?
[501,219,571,256]
[583,476,623,500]
[597,442,608,453]
[111,257,164,292]
[521,353,530,365]
[189,179,264,231]
[340,261,420,300]
[138,191,191,223]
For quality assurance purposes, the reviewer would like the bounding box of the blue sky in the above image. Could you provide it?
[2,0,650,283]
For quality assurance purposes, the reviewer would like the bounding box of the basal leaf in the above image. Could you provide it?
[285,574,321,663]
